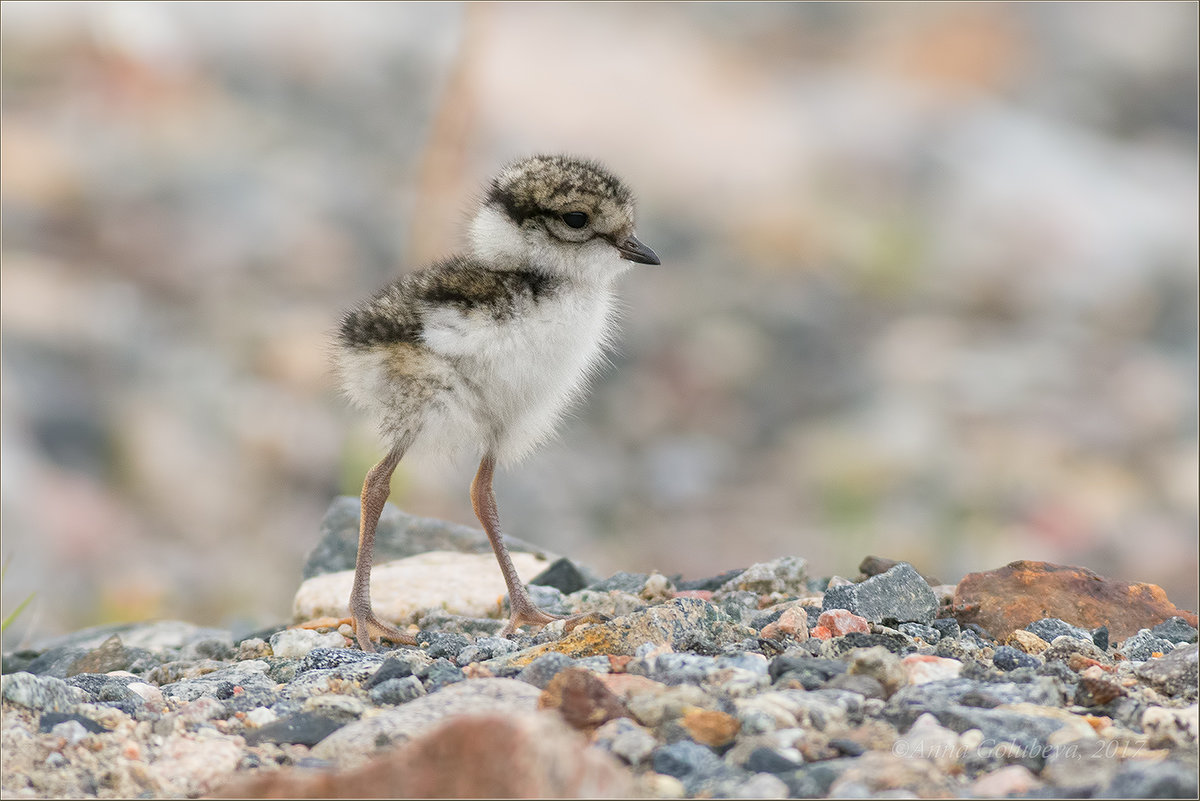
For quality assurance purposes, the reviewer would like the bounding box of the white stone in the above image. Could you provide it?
[244,707,277,727]
[292,550,552,623]
[268,628,347,659]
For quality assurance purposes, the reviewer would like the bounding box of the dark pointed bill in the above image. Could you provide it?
[616,234,661,265]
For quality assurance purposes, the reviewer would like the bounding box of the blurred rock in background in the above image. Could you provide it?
[2,2,1196,644]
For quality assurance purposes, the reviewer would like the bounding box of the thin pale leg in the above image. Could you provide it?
[349,443,418,651]
[471,453,607,636]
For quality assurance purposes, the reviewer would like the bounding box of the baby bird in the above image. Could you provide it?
[336,154,659,651]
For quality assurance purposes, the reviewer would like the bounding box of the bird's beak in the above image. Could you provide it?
[615,234,661,265]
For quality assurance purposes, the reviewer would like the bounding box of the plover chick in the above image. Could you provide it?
[336,154,659,651]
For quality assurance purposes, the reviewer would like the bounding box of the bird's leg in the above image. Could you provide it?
[471,453,607,636]
[349,444,418,651]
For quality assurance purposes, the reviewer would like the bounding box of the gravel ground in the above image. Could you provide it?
[2,521,1196,799]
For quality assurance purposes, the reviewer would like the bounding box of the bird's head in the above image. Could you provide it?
[468,154,659,281]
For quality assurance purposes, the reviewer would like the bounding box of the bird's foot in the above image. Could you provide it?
[349,607,418,652]
[501,594,609,637]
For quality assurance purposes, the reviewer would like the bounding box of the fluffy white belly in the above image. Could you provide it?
[421,287,615,463]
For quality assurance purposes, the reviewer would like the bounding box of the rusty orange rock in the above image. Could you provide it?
[952,560,1197,641]
[679,708,740,748]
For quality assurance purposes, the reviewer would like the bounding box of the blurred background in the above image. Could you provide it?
[2,1,1196,646]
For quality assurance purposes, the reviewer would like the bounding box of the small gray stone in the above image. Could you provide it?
[822,563,937,625]
[930,619,960,640]
[2,673,88,712]
[718,556,808,596]
[1134,643,1198,700]
[899,622,940,644]
[1025,618,1092,643]
[652,740,726,782]
[416,631,470,661]
[993,645,1041,671]
[593,717,657,765]
[367,675,425,705]
[587,571,651,594]
[1151,617,1198,645]
[516,652,575,689]
[1120,630,1176,662]
[1104,758,1198,798]
[311,678,543,767]
[245,711,347,746]
[419,658,465,692]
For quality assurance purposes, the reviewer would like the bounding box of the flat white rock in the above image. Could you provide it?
[292,550,552,623]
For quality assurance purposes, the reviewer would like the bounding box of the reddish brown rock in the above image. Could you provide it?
[213,712,632,798]
[951,560,1197,641]
[760,604,809,641]
[538,667,629,732]
[811,609,871,639]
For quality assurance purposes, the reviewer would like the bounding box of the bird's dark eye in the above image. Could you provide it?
[561,211,588,229]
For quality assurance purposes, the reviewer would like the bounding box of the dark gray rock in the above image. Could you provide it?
[367,676,425,705]
[515,652,575,689]
[746,746,802,774]
[304,497,551,579]
[769,655,847,689]
[821,563,937,625]
[1151,617,1198,645]
[1120,630,1177,662]
[993,645,1041,671]
[38,711,109,734]
[1092,626,1109,651]
[528,557,591,594]
[930,618,960,640]
[245,711,347,746]
[364,656,416,689]
[829,631,913,655]
[1025,618,1093,643]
